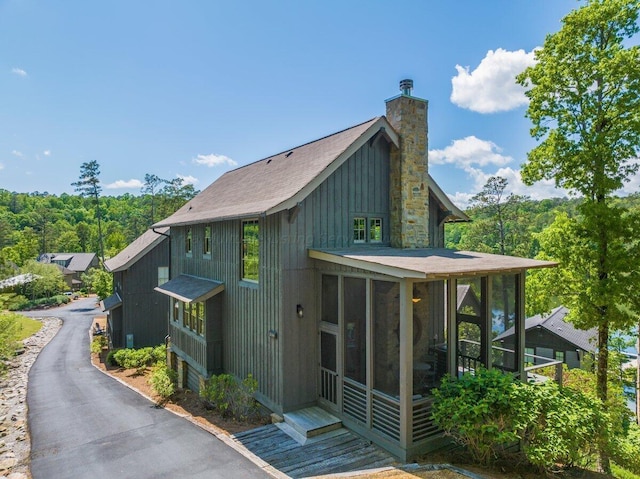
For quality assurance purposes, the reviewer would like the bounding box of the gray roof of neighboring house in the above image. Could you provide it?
[104,227,169,273]
[0,273,41,290]
[153,117,468,227]
[40,252,98,273]
[494,306,597,352]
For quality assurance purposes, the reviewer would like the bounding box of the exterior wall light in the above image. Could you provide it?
[296,304,304,318]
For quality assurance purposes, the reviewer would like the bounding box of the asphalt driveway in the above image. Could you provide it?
[25,298,270,479]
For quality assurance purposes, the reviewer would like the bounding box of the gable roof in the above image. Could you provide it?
[494,306,597,352]
[154,117,396,227]
[39,252,97,273]
[104,227,169,273]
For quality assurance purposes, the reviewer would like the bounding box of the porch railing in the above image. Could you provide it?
[320,367,337,404]
[457,339,563,386]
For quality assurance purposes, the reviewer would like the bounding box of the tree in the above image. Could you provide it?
[72,161,105,263]
[81,268,112,300]
[158,177,198,217]
[141,174,166,224]
[517,0,640,471]
[465,177,530,257]
[20,260,66,298]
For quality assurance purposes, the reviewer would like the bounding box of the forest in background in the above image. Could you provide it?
[0,182,197,278]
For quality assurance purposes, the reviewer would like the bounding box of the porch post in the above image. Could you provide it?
[399,278,412,450]
[446,278,457,377]
[482,277,493,369]
[516,273,526,380]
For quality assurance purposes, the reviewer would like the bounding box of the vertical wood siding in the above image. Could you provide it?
[114,237,170,348]
[172,216,282,411]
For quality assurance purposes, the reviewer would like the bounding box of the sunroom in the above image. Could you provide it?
[309,247,556,460]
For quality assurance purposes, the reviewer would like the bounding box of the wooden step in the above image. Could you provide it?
[283,406,342,439]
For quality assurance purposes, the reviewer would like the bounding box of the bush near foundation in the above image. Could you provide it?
[200,373,259,421]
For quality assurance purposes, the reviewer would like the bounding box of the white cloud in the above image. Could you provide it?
[451,48,535,113]
[11,68,27,77]
[43,150,51,156]
[11,150,23,157]
[177,174,198,185]
[193,153,237,167]
[105,179,144,189]
[0,163,4,171]
[429,136,512,170]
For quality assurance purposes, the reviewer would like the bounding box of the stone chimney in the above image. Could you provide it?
[385,79,430,248]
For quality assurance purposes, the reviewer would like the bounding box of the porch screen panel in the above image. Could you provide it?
[321,275,339,325]
[373,280,399,397]
[491,274,517,372]
[457,278,482,374]
[344,277,366,384]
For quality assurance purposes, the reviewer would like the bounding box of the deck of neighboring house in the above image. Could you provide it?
[232,408,397,478]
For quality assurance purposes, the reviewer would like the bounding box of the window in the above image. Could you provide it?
[158,266,169,286]
[172,298,179,322]
[555,351,565,363]
[353,217,366,243]
[242,220,259,282]
[183,302,191,328]
[369,218,382,243]
[525,347,535,366]
[185,227,192,255]
[196,302,206,336]
[178,301,206,336]
[353,216,383,244]
[203,226,211,256]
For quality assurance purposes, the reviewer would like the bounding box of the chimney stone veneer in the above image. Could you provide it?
[385,85,430,248]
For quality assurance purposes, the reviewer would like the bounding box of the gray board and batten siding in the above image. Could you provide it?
[170,138,394,414]
[111,236,170,349]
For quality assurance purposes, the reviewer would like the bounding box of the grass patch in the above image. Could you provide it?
[613,463,640,479]
[12,314,42,341]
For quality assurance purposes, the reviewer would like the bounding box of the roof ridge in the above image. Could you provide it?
[225,117,381,174]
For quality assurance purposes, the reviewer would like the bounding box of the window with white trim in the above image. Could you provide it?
[242,220,259,282]
[203,226,211,256]
[185,227,192,255]
[369,218,382,243]
[353,217,366,243]
[158,266,169,286]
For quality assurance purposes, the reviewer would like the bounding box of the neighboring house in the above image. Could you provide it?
[103,227,170,349]
[495,305,597,369]
[152,80,556,460]
[38,252,99,290]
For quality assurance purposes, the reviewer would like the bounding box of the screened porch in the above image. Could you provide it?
[310,247,556,460]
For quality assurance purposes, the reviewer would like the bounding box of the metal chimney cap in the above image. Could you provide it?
[399,79,413,95]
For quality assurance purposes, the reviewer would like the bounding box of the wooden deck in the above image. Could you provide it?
[232,424,397,478]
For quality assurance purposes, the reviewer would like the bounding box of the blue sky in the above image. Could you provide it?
[2,0,637,208]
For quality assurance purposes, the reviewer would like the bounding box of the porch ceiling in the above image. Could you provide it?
[154,274,224,303]
[309,247,557,279]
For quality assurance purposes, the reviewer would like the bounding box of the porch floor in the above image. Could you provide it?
[232,423,397,478]
[283,406,342,441]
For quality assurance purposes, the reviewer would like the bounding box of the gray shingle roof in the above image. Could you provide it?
[40,252,97,273]
[104,227,169,272]
[494,306,597,352]
[153,117,397,227]
[309,247,556,279]
[154,274,224,303]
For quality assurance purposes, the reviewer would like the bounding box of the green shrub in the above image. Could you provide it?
[9,294,70,311]
[148,364,177,405]
[151,344,167,364]
[612,423,640,474]
[0,313,19,374]
[113,347,155,371]
[200,373,259,421]
[431,367,603,471]
[90,336,108,354]
[432,368,526,464]
[106,349,120,366]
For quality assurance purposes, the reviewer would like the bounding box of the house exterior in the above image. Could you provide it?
[103,227,170,349]
[152,80,556,460]
[38,252,99,290]
[495,305,596,369]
